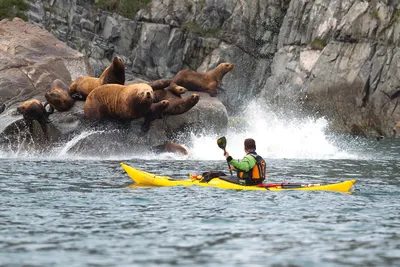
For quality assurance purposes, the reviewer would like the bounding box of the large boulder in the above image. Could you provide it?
[0,18,92,153]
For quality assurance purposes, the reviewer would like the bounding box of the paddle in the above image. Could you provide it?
[217,136,233,176]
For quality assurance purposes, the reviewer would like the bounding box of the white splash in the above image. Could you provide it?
[0,100,366,161]
[189,100,361,160]
[54,130,104,157]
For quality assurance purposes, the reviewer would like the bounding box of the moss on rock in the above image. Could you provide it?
[0,0,29,21]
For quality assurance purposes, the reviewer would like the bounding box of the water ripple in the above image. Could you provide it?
[0,156,399,266]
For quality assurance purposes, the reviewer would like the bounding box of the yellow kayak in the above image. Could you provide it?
[120,163,356,193]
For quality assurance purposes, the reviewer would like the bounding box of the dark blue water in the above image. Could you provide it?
[0,139,399,266]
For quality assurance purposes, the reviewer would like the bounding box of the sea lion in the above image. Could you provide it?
[84,83,154,121]
[153,83,199,116]
[148,79,172,91]
[172,62,234,97]
[164,94,199,116]
[69,56,126,100]
[152,142,189,155]
[45,79,75,112]
[17,99,52,138]
[142,100,170,132]
[164,142,188,155]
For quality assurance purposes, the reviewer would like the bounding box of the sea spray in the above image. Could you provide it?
[188,100,363,160]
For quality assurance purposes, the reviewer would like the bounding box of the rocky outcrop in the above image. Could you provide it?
[25,0,400,138]
[0,18,228,155]
[26,0,288,111]
[0,17,91,153]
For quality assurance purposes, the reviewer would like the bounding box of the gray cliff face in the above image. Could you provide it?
[271,0,400,138]
[26,0,400,138]
[26,0,289,111]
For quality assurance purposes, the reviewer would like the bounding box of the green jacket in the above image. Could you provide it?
[227,153,257,172]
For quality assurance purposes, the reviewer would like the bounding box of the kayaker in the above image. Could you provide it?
[224,138,266,185]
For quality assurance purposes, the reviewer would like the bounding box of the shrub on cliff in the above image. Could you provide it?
[0,0,28,21]
[95,0,150,19]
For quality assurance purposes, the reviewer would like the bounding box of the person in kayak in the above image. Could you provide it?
[224,138,266,185]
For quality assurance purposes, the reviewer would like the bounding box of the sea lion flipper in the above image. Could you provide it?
[71,93,85,100]
[43,102,55,115]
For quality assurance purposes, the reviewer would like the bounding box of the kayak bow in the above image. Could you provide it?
[120,163,356,193]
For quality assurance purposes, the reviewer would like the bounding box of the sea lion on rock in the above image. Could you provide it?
[148,79,172,91]
[45,79,75,112]
[142,100,170,132]
[17,99,52,138]
[141,84,199,132]
[153,83,199,116]
[164,94,199,116]
[84,83,154,121]
[69,56,126,100]
[172,62,234,97]
[152,142,189,155]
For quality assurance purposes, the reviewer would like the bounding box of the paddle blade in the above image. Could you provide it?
[217,136,226,150]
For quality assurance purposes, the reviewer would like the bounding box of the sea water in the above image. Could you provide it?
[0,101,399,267]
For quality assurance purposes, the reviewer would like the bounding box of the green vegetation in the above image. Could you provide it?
[199,0,205,10]
[393,9,400,22]
[94,0,151,20]
[44,6,55,13]
[310,39,327,50]
[0,0,29,21]
[182,21,221,37]
[370,9,380,20]
[184,1,193,12]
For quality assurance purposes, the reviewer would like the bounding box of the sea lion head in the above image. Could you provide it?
[45,88,75,112]
[17,99,49,123]
[141,90,153,101]
[218,62,234,74]
[17,99,42,115]
[134,84,154,104]
[112,56,125,68]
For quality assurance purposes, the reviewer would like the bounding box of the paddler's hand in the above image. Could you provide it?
[229,165,235,171]
[224,151,230,158]
[224,151,233,163]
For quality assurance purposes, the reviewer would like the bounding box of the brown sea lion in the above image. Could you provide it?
[17,99,52,138]
[148,79,172,91]
[45,79,75,112]
[164,94,199,116]
[140,83,199,131]
[167,83,187,96]
[142,100,170,132]
[84,83,154,121]
[164,142,188,155]
[153,84,199,116]
[69,56,126,100]
[172,62,234,97]
[152,142,189,155]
